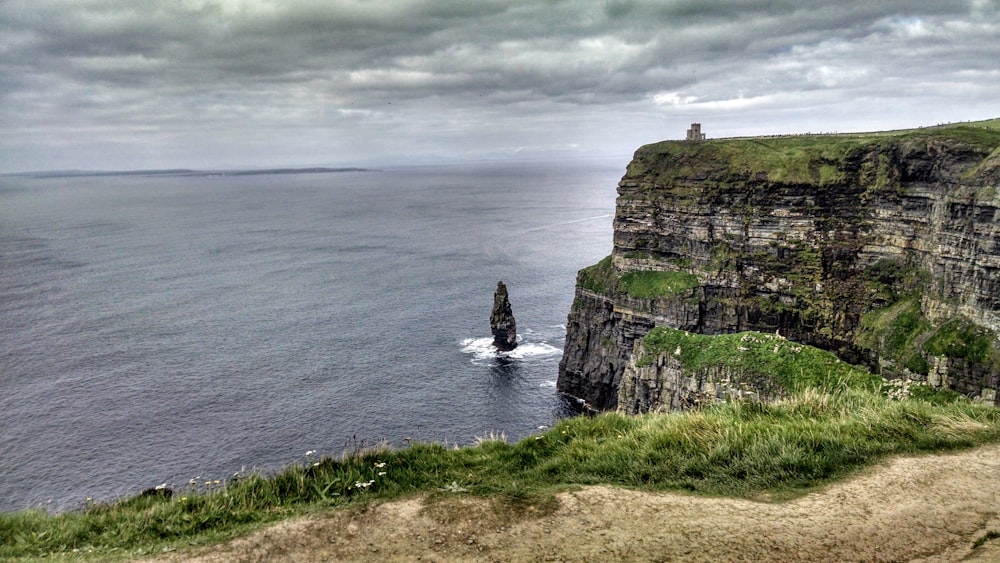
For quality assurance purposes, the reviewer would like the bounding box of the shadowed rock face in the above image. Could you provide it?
[559,125,1000,411]
[491,281,517,351]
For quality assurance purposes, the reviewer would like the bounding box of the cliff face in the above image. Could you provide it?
[617,337,790,415]
[558,122,1000,411]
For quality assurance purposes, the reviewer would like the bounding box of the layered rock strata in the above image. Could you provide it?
[559,124,1000,410]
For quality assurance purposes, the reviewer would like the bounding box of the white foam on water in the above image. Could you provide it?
[460,337,500,362]
[505,342,561,359]
[539,380,557,388]
[460,335,561,363]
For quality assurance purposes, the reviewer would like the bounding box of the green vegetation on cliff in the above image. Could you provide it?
[924,319,997,364]
[857,298,932,374]
[604,117,1000,405]
[577,255,697,299]
[639,328,882,393]
[637,327,969,406]
[858,297,1000,378]
[628,118,1000,188]
[577,255,616,294]
[620,270,699,298]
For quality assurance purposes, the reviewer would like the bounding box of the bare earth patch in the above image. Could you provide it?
[152,444,1000,562]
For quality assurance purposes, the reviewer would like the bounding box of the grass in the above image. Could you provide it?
[629,118,1000,188]
[639,328,881,393]
[577,255,616,294]
[857,298,930,352]
[4,333,1000,560]
[577,255,698,299]
[858,297,1000,376]
[924,319,997,364]
[632,135,880,186]
[619,270,699,298]
[916,122,1000,148]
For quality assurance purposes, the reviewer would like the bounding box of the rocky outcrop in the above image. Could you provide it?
[559,289,653,409]
[617,332,792,414]
[559,123,1000,410]
[491,281,517,351]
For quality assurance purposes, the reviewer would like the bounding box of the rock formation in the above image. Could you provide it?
[617,329,816,414]
[559,120,1000,411]
[491,281,517,351]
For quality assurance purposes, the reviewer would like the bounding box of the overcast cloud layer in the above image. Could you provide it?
[1,0,998,172]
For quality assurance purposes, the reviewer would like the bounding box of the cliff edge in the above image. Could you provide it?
[558,120,1000,411]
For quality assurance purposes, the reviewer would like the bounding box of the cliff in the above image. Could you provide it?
[559,120,1000,411]
[616,327,878,414]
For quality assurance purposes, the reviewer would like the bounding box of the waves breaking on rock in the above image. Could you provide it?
[461,336,561,364]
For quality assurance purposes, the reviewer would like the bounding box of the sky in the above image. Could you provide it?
[1,0,998,172]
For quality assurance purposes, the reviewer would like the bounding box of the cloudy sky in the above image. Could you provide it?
[1,0,997,172]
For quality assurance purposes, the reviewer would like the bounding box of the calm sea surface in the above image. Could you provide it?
[0,162,620,512]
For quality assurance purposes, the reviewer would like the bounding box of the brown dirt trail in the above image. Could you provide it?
[151,444,1000,562]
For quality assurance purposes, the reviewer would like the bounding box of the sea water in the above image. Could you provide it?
[0,162,620,512]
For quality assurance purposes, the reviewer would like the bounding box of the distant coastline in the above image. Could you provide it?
[3,167,374,179]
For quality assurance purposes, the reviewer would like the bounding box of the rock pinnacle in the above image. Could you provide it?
[490,281,517,351]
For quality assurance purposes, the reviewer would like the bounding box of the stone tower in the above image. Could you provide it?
[686,123,706,141]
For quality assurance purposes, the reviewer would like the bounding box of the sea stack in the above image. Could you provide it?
[490,281,517,351]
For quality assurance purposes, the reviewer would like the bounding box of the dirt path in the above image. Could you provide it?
[154,444,1000,562]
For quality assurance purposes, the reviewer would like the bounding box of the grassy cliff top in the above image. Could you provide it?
[629,118,1000,185]
[640,328,881,392]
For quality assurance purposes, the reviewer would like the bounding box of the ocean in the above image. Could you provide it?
[0,162,620,512]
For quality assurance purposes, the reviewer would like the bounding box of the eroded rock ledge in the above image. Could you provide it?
[559,122,1000,411]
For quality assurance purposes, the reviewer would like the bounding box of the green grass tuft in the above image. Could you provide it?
[857,298,930,354]
[632,119,1000,189]
[619,270,699,298]
[577,255,616,294]
[640,327,882,394]
[858,297,1000,376]
[923,319,995,364]
[576,255,699,299]
[914,124,1000,149]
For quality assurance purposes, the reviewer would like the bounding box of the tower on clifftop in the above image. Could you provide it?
[686,123,706,141]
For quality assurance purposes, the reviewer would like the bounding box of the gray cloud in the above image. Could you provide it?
[1,0,997,171]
